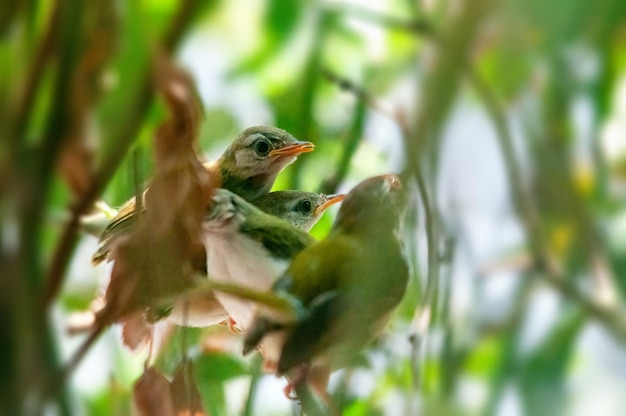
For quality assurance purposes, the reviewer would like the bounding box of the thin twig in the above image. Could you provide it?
[405,165,440,397]
[322,2,434,37]
[439,237,459,396]
[320,67,418,195]
[37,324,105,413]
[294,383,331,416]
[161,278,300,319]
[321,68,398,119]
[318,70,367,195]
[415,170,439,311]
[243,356,262,416]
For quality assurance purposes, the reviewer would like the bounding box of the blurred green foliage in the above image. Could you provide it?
[4,0,626,415]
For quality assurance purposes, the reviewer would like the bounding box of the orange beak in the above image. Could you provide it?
[314,193,345,216]
[269,141,315,158]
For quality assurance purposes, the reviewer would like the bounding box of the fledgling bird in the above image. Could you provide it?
[92,126,314,264]
[198,189,319,334]
[167,190,344,328]
[253,190,345,232]
[243,174,408,394]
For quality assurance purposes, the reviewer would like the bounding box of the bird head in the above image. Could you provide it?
[254,191,345,231]
[334,174,405,234]
[218,126,314,200]
[201,188,316,257]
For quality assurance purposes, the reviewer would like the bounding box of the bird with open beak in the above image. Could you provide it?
[92,125,314,265]
[253,190,345,232]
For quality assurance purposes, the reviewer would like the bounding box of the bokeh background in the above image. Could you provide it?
[3,0,626,415]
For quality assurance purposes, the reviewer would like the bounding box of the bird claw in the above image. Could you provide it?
[208,193,235,219]
[206,191,246,228]
[282,363,309,400]
[284,384,299,400]
[205,193,245,230]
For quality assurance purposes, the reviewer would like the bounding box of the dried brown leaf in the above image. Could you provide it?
[58,143,93,196]
[96,53,216,327]
[133,367,175,416]
[171,361,207,416]
[96,236,142,325]
[121,311,152,351]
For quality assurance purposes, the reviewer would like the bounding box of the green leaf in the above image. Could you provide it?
[195,352,249,382]
[194,353,249,415]
[155,327,204,375]
[464,336,503,378]
[229,0,303,76]
[517,310,584,415]
[343,400,383,416]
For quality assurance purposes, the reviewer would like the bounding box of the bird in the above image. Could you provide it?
[242,174,408,396]
[91,126,314,264]
[253,191,345,232]
[166,190,344,328]
[198,188,319,335]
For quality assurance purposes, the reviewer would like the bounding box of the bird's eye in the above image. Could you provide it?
[298,200,313,214]
[254,140,271,156]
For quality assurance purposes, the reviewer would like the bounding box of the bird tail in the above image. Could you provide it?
[242,316,285,355]
[277,291,346,375]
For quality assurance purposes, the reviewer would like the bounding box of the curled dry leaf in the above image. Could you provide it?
[171,361,206,416]
[96,53,216,329]
[133,367,175,416]
[121,311,152,351]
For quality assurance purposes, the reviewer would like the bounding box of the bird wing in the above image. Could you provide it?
[242,236,348,354]
[277,290,347,374]
[92,162,216,265]
[100,201,142,240]
[239,210,316,261]
[266,236,353,372]
[283,234,355,304]
[277,233,409,373]
[91,196,144,264]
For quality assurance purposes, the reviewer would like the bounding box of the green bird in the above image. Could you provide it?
[92,125,314,265]
[253,191,345,232]
[243,174,408,394]
[167,190,344,328]
[197,188,322,335]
